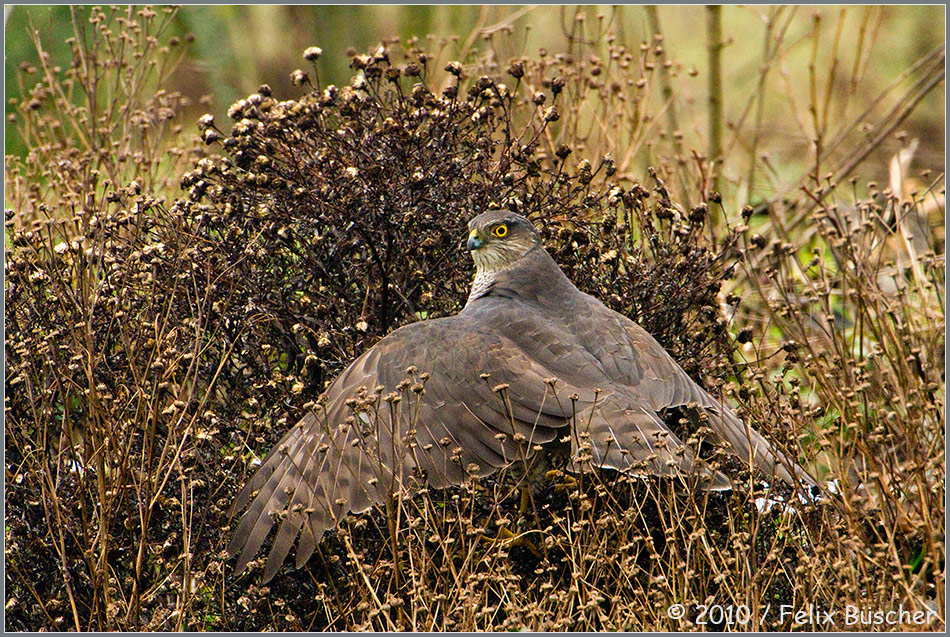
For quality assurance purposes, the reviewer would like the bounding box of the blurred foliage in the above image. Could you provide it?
[6,5,945,194]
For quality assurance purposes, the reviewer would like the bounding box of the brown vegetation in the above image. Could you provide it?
[5,6,944,631]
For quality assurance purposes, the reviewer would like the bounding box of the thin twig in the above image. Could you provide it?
[706,5,723,203]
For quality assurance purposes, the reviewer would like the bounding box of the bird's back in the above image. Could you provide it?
[463,248,811,487]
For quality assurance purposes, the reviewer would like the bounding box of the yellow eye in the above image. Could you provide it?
[492,224,508,238]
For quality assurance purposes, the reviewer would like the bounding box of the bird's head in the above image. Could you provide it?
[466,210,540,274]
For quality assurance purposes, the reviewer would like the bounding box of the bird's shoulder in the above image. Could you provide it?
[370,314,488,356]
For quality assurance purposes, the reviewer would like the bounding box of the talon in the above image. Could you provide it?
[545,469,579,493]
[479,527,543,559]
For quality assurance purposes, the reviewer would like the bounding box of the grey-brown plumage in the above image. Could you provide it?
[228,210,815,581]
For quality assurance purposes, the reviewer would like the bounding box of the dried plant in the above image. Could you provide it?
[5,6,944,632]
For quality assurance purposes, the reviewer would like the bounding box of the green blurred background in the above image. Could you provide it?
[5,4,946,187]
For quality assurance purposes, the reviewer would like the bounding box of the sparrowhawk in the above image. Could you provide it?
[228,210,815,581]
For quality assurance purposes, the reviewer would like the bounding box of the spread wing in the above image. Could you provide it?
[470,289,814,489]
[228,314,606,581]
[228,287,810,582]
[571,294,815,488]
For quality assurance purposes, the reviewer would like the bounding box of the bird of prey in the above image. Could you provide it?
[228,209,814,581]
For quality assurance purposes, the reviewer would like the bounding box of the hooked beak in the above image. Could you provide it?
[466,229,482,252]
